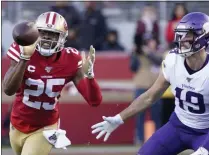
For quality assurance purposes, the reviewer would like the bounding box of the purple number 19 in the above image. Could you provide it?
[175,87,205,114]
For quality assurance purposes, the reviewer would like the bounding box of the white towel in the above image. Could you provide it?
[43,129,71,149]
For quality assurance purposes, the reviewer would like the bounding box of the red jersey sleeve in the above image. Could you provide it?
[6,42,21,62]
[65,47,83,69]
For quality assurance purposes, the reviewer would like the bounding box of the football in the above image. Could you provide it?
[12,21,39,46]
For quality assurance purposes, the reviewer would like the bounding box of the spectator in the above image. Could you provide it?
[141,35,164,66]
[134,4,159,55]
[79,1,108,51]
[101,29,125,52]
[50,1,81,50]
[50,1,81,30]
[65,28,81,50]
[131,5,162,143]
[165,3,188,48]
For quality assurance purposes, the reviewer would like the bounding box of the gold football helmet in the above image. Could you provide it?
[35,11,68,56]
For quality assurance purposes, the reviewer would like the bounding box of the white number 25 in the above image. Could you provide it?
[23,78,65,110]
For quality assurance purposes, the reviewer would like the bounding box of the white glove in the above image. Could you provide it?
[191,147,209,155]
[91,114,124,142]
[19,38,40,61]
[81,45,95,79]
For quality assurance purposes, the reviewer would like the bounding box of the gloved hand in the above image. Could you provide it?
[91,114,124,142]
[81,45,95,79]
[191,147,209,155]
[19,38,40,60]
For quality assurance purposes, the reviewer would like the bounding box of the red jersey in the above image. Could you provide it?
[6,42,82,133]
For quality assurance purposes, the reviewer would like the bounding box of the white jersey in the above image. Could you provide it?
[162,52,209,129]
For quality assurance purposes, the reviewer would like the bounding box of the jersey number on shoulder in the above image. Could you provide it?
[23,78,65,110]
[175,87,205,114]
[66,47,79,55]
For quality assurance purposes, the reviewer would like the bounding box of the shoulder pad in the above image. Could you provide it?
[64,47,82,68]
[169,48,178,54]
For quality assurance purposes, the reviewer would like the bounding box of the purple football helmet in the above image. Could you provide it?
[174,12,209,57]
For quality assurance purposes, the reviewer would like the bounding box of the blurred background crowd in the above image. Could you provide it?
[3,1,203,54]
[2,1,209,154]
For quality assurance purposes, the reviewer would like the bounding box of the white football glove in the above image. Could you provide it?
[191,147,209,155]
[82,45,95,79]
[91,114,124,142]
[19,38,40,61]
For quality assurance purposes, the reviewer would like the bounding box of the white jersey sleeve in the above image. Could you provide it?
[162,50,177,83]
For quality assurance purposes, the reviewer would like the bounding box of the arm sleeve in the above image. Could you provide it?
[68,47,102,106]
[75,78,102,107]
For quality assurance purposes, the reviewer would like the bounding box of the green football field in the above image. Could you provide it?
[2,145,194,155]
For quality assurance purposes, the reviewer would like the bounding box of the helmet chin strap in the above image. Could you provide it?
[179,46,205,58]
[36,44,54,56]
[179,48,194,57]
[36,43,59,57]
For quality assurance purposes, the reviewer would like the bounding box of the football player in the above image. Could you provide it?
[3,11,102,155]
[91,12,209,155]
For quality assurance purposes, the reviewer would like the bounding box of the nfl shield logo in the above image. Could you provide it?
[45,67,52,73]
[186,77,192,83]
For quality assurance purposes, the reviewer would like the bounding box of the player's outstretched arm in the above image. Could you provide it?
[3,40,39,96]
[3,59,28,96]
[91,70,170,141]
[119,70,169,121]
[72,46,102,107]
